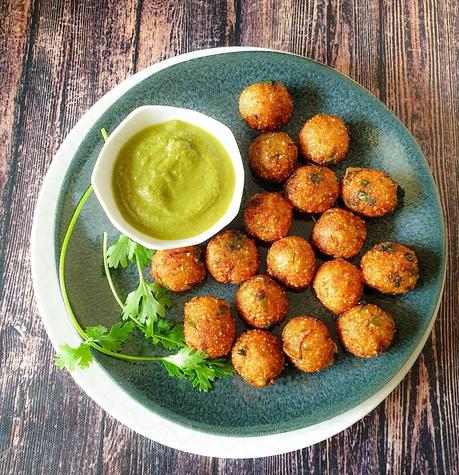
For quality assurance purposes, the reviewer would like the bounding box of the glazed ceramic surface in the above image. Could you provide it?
[31,48,445,457]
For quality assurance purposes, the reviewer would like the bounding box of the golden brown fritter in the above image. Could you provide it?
[244,192,293,242]
[232,330,285,387]
[341,167,398,217]
[313,258,363,314]
[284,165,339,213]
[266,236,316,290]
[311,208,367,258]
[298,114,349,165]
[235,275,288,329]
[150,246,206,292]
[239,81,293,131]
[184,296,236,358]
[249,132,297,183]
[205,230,259,284]
[282,316,337,372]
[337,303,396,357]
[360,241,419,294]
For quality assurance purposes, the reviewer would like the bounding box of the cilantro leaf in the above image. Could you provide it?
[106,235,137,268]
[86,321,134,353]
[155,321,185,350]
[189,364,215,392]
[143,317,184,350]
[151,282,172,309]
[140,283,166,321]
[122,285,144,320]
[85,325,107,340]
[135,245,155,269]
[106,321,135,344]
[162,361,185,379]
[55,343,93,370]
[161,348,234,392]
[122,281,169,323]
[164,347,207,369]
[144,315,156,340]
[106,235,154,269]
[209,358,235,379]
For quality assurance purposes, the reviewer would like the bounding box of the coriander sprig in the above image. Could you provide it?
[57,229,233,390]
[54,321,135,370]
[162,348,235,392]
[55,324,233,391]
[102,232,184,350]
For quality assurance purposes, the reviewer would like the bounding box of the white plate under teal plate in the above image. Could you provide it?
[31,47,446,458]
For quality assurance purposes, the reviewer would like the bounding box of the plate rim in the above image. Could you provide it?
[31,46,447,458]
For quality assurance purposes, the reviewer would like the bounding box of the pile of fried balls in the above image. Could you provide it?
[150,81,420,388]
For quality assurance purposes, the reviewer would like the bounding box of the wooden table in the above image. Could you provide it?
[1,1,458,473]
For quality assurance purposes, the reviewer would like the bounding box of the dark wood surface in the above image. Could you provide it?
[1,0,458,473]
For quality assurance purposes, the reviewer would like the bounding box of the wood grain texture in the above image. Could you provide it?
[0,0,457,473]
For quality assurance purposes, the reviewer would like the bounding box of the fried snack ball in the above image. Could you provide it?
[266,236,316,290]
[249,132,298,183]
[341,167,398,217]
[282,316,337,372]
[298,114,350,165]
[239,81,293,131]
[284,165,339,213]
[236,275,288,329]
[337,303,396,357]
[244,192,293,242]
[313,259,363,314]
[205,230,259,284]
[361,242,419,294]
[184,296,236,358]
[311,208,367,259]
[150,246,206,292]
[232,330,285,387]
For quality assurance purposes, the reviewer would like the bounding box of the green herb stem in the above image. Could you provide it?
[102,232,125,309]
[102,233,183,348]
[135,253,145,283]
[59,185,94,341]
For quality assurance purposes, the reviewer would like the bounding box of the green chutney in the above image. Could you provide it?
[112,120,236,240]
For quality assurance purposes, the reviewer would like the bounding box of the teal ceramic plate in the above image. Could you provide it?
[31,48,446,458]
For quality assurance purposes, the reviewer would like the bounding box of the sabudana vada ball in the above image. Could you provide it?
[298,114,349,165]
[239,81,293,131]
[205,230,259,284]
[249,132,297,183]
[313,258,363,314]
[235,275,288,329]
[266,236,316,290]
[341,167,398,217]
[150,245,206,292]
[244,192,293,242]
[282,316,337,372]
[184,296,236,358]
[360,241,419,294]
[311,208,366,258]
[337,303,396,357]
[284,165,339,213]
[232,330,285,387]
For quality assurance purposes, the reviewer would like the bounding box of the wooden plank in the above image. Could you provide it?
[378,0,459,473]
[135,0,234,69]
[0,1,140,474]
[0,0,33,277]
